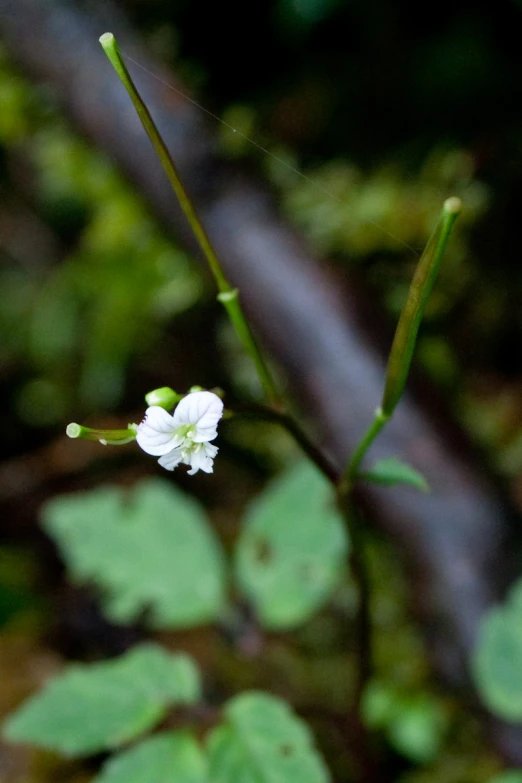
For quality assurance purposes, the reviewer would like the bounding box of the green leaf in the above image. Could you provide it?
[489,774,522,783]
[235,461,348,629]
[207,692,330,783]
[3,643,200,756]
[386,696,446,764]
[94,731,208,783]
[473,578,522,721]
[42,479,226,628]
[361,457,429,492]
[362,681,447,763]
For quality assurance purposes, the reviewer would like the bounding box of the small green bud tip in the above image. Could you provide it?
[217,288,239,303]
[99,32,114,48]
[145,386,179,410]
[66,423,82,439]
[443,196,462,215]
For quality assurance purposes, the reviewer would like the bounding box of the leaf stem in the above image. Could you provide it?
[99,33,280,407]
[340,407,390,494]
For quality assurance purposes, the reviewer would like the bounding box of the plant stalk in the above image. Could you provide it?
[99,33,280,407]
[381,197,462,417]
[336,197,461,710]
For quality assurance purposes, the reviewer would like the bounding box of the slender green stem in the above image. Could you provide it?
[342,500,372,712]
[340,407,390,493]
[66,423,137,445]
[217,291,280,409]
[99,33,226,291]
[335,479,375,712]
[99,33,280,407]
[339,197,461,493]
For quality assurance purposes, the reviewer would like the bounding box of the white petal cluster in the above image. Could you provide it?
[136,391,224,475]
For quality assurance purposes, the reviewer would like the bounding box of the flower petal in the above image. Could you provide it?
[172,391,224,442]
[187,442,218,475]
[136,406,182,456]
[158,447,184,471]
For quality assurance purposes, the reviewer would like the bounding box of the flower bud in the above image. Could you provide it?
[144,387,180,410]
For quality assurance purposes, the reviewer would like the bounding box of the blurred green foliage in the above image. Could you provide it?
[474,577,522,722]
[206,692,330,782]
[0,547,44,628]
[4,644,201,756]
[4,648,330,782]
[41,466,348,632]
[42,480,228,628]
[96,732,208,783]
[361,457,429,492]
[0,47,203,427]
[235,460,348,629]
[4,464,499,781]
[362,680,448,763]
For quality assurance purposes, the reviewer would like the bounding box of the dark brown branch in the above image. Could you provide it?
[230,403,338,483]
[345,505,372,713]
[1,0,522,764]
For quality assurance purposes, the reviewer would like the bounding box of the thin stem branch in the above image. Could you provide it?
[230,403,338,483]
[341,500,372,712]
[334,409,390,714]
[99,33,280,407]
[340,407,390,493]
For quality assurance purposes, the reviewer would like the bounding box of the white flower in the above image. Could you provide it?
[136,390,224,474]
[158,441,219,475]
